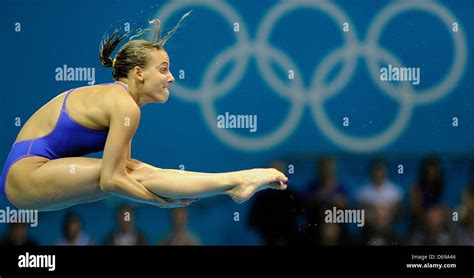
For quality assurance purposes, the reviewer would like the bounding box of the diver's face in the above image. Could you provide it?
[142,50,175,103]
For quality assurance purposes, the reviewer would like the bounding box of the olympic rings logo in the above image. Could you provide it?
[153,0,467,152]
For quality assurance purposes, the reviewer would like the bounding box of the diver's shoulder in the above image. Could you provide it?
[97,82,140,115]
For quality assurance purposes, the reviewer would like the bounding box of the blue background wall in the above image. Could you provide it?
[0,0,473,245]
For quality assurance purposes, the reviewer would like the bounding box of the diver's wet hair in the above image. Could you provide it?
[99,11,191,80]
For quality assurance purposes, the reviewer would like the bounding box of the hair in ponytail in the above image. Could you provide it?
[99,11,191,80]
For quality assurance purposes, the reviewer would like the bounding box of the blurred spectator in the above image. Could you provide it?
[456,166,474,245]
[305,155,349,245]
[248,160,304,245]
[56,212,92,245]
[0,223,37,246]
[105,204,147,246]
[460,163,474,223]
[456,209,474,245]
[307,155,349,212]
[357,159,402,228]
[410,156,447,231]
[317,223,351,245]
[159,207,200,245]
[410,204,453,245]
[359,204,401,245]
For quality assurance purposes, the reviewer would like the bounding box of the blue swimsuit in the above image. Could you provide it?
[0,82,128,208]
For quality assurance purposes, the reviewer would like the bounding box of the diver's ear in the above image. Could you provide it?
[133,66,144,82]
